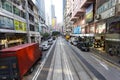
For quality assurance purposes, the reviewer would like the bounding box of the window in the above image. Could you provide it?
[2,1,12,12]
[111,0,116,6]
[0,16,2,26]
[12,0,20,5]
[104,3,107,10]
[0,0,2,8]
[13,6,20,16]
[0,16,14,29]
[30,24,35,31]
[21,11,26,19]
[28,1,33,11]
[29,14,34,22]
[108,1,112,8]
[35,23,39,32]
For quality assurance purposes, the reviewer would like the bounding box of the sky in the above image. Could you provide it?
[45,0,63,24]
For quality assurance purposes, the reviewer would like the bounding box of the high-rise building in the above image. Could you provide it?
[51,4,57,29]
[32,0,47,34]
[63,0,66,34]
[63,0,66,15]
[0,0,41,49]
[51,5,55,18]
[64,0,120,55]
[0,0,27,49]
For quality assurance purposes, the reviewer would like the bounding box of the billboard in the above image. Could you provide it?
[73,26,81,34]
[86,4,93,23]
[14,20,26,31]
[52,17,56,28]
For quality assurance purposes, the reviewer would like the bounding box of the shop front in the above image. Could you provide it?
[0,33,27,50]
[0,19,27,50]
[94,22,106,51]
[29,32,41,43]
[105,16,120,56]
[105,34,120,56]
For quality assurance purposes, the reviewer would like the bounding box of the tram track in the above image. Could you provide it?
[67,42,106,80]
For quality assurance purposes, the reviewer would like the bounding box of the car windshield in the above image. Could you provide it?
[83,43,89,47]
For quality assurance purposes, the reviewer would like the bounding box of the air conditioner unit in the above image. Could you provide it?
[95,14,101,20]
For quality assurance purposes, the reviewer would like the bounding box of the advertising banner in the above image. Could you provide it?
[14,20,26,31]
[86,4,93,23]
[14,20,19,30]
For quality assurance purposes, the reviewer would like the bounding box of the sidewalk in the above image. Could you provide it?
[90,48,120,67]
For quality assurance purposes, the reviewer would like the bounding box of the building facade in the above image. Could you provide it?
[0,0,42,49]
[0,0,27,49]
[63,0,73,34]
[33,0,48,37]
[64,0,120,55]
[96,0,120,55]
[27,0,40,43]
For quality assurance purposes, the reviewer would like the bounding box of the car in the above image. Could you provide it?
[52,36,56,40]
[71,40,78,46]
[77,42,90,51]
[48,39,53,45]
[40,42,50,51]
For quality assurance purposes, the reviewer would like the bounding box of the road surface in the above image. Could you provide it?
[23,37,120,80]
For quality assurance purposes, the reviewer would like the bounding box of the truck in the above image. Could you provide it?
[0,43,42,80]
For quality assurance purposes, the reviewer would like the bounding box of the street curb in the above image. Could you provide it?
[90,48,120,68]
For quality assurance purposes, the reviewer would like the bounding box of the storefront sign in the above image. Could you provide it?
[101,7,115,19]
[73,26,81,34]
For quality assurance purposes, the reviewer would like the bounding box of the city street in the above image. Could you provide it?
[23,37,120,80]
[0,0,120,80]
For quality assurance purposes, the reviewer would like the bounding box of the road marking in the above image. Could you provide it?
[60,39,74,80]
[91,56,109,70]
[32,41,56,80]
[93,54,120,71]
[46,41,57,80]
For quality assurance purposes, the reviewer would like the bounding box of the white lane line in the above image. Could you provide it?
[46,42,57,80]
[91,56,109,70]
[32,41,56,80]
[60,39,74,80]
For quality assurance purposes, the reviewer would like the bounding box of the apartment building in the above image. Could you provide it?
[64,0,120,54]
[95,0,120,54]
[0,0,27,49]
[0,0,41,49]
[64,0,73,34]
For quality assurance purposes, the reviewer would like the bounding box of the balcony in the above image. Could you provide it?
[81,0,93,8]
[74,9,85,17]
[70,16,78,24]
[72,0,85,19]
